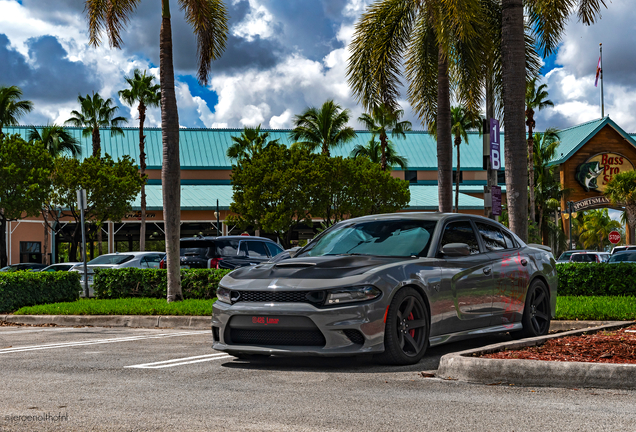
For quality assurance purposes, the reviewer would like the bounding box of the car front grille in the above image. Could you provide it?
[229,329,326,347]
[231,290,325,305]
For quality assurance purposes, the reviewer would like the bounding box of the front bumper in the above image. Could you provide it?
[211,300,386,356]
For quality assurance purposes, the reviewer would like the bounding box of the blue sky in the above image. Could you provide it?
[0,0,633,132]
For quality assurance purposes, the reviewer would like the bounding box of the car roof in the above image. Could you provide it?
[180,236,276,242]
[95,252,164,256]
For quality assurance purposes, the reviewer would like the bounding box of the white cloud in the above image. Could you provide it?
[232,0,275,42]
[269,109,291,129]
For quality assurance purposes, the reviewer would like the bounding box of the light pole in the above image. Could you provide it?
[77,189,89,297]
[567,201,574,251]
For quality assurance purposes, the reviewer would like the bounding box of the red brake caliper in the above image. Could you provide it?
[408,312,415,337]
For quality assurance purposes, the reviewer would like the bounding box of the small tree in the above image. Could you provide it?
[48,155,144,260]
[0,135,53,267]
[119,69,161,252]
[605,170,636,243]
[0,86,33,139]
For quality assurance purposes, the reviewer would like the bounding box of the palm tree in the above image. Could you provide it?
[358,103,411,171]
[290,100,356,157]
[65,93,127,157]
[227,125,280,162]
[350,137,408,170]
[532,128,567,245]
[27,125,81,158]
[605,170,636,244]
[0,85,33,138]
[577,209,622,251]
[449,106,482,213]
[119,69,161,252]
[348,0,486,213]
[502,0,607,241]
[525,77,553,223]
[85,0,228,302]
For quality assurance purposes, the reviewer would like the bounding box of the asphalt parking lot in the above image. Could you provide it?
[1,325,635,431]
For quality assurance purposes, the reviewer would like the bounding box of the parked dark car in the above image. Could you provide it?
[0,263,47,272]
[178,236,285,270]
[212,213,557,365]
[607,251,636,263]
[556,249,595,263]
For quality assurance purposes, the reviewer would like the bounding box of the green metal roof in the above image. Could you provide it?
[3,125,502,171]
[548,117,636,166]
[136,185,483,212]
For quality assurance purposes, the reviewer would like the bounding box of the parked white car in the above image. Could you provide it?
[71,252,164,297]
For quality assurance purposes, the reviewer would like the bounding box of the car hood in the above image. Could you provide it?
[222,255,416,290]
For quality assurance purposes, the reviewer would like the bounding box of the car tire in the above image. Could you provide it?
[377,287,429,365]
[512,279,551,339]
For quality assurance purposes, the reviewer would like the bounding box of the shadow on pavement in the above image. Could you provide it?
[221,333,513,374]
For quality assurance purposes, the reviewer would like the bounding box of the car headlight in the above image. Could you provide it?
[325,286,381,305]
[217,286,232,304]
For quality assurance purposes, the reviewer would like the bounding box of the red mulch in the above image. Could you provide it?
[483,325,636,364]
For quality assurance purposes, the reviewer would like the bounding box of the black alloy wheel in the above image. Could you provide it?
[378,287,429,365]
[514,279,551,339]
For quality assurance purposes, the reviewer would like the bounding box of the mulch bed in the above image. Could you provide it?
[0,321,58,327]
[483,325,636,365]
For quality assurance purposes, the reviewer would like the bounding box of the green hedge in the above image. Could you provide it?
[557,263,636,296]
[0,271,80,313]
[93,268,231,300]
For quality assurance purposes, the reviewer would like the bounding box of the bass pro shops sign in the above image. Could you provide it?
[576,152,634,192]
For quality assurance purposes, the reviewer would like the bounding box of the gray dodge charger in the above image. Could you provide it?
[212,213,557,365]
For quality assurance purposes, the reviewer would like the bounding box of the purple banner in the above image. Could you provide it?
[489,118,501,170]
[491,186,502,216]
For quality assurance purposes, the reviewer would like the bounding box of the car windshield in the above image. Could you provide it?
[608,252,636,262]
[299,220,437,257]
[88,254,134,265]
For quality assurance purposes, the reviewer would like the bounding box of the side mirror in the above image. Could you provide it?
[288,246,301,258]
[441,243,471,257]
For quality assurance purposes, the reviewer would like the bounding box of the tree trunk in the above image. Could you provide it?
[538,207,545,244]
[92,127,101,158]
[161,1,183,303]
[526,109,536,223]
[139,102,147,252]
[0,214,7,268]
[501,0,528,242]
[380,132,388,171]
[70,223,80,262]
[455,136,461,213]
[97,223,103,256]
[437,45,452,213]
[626,202,636,245]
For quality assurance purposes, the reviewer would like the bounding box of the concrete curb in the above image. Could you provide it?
[437,321,636,390]
[0,314,210,330]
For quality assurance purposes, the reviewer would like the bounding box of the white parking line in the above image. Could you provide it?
[0,331,205,354]
[125,353,234,369]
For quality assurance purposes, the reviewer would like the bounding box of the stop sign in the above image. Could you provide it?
[609,231,621,244]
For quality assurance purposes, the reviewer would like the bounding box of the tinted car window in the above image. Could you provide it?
[142,255,162,268]
[502,230,516,249]
[247,241,269,258]
[88,255,134,265]
[570,254,597,263]
[180,241,212,257]
[215,240,239,257]
[301,220,437,257]
[266,243,284,257]
[475,222,507,251]
[440,221,480,255]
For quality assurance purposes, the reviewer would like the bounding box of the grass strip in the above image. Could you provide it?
[13,298,216,316]
[556,296,636,321]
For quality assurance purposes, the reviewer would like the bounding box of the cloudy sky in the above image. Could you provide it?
[0,0,633,131]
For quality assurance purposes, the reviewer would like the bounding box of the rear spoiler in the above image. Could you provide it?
[528,243,552,253]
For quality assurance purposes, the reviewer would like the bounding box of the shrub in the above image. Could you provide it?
[0,271,80,313]
[93,268,231,300]
[557,263,636,296]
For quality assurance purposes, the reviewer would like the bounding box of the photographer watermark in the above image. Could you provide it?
[5,412,68,423]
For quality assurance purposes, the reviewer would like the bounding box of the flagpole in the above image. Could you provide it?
[600,43,604,118]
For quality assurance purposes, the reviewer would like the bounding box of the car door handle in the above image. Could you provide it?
[483,267,492,275]
[520,259,528,266]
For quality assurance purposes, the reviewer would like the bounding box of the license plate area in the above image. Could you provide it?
[229,315,316,331]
